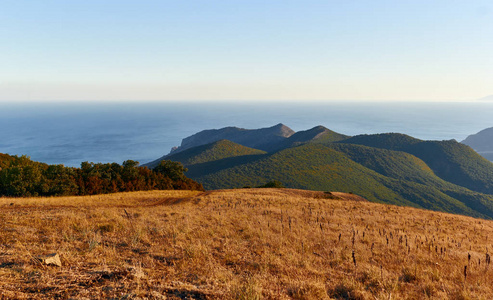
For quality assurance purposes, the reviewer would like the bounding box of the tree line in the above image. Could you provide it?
[0,154,203,197]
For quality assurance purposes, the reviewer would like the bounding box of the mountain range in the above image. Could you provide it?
[478,95,493,101]
[462,127,493,161]
[145,124,493,219]
[168,123,295,154]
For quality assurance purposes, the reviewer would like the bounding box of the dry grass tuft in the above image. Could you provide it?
[1,188,493,299]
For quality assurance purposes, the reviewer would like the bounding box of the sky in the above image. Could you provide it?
[1,0,492,102]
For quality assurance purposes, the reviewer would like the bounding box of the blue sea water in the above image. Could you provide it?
[0,101,492,167]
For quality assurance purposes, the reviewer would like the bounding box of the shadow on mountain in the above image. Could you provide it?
[186,154,268,178]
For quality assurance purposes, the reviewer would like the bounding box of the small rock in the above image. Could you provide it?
[38,253,62,267]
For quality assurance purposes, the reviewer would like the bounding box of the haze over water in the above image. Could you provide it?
[1,101,492,167]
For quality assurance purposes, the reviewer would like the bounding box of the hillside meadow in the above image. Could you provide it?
[1,189,493,299]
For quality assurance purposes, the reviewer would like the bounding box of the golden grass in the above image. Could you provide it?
[0,190,201,207]
[1,188,492,299]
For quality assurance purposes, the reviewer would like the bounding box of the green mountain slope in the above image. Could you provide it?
[184,142,493,219]
[326,143,437,185]
[325,143,493,217]
[146,140,266,169]
[404,140,493,194]
[269,125,350,151]
[340,133,421,150]
[143,126,493,219]
[341,133,493,195]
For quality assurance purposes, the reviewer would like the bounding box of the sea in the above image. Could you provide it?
[0,101,492,168]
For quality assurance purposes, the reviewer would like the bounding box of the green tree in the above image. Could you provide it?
[257,180,285,188]
[153,160,188,181]
[0,162,44,196]
[43,165,79,196]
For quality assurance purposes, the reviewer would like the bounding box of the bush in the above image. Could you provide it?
[257,180,284,188]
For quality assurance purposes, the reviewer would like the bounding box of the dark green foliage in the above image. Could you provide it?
[0,157,45,197]
[153,160,188,181]
[190,144,415,204]
[0,154,203,197]
[43,164,79,196]
[342,133,493,195]
[326,143,437,185]
[404,140,493,194]
[257,180,284,188]
[341,133,421,150]
[152,160,204,190]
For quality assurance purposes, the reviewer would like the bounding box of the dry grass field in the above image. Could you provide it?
[1,188,493,299]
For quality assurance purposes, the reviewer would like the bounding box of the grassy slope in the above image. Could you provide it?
[340,133,421,150]
[167,139,266,166]
[342,133,493,195]
[326,143,493,219]
[190,143,493,218]
[267,126,350,151]
[1,189,492,299]
[145,140,266,169]
[404,140,493,194]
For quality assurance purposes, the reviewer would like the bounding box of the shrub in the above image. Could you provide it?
[257,180,284,188]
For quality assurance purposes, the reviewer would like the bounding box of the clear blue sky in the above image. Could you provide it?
[1,0,492,102]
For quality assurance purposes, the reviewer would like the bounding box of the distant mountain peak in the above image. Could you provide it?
[291,125,331,139]
[478,95,493,101]
[169,123,295,155]
[313,125,328,129]
[462,127,493,157]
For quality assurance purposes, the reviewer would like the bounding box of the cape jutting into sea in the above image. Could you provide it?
[0,101,492,167]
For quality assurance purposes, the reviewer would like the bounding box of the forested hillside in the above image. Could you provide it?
[343,133,493,194]
[146,139,266,169]
[148,125,493,219]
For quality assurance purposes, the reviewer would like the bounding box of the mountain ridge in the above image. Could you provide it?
[145,124,493,219]
[478,95,493,101]
[342,133,493,194]
[146,139,266,169]
[462,127,493,161]
[171,123,295,154]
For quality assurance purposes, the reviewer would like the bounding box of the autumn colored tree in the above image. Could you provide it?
[0,154,203,197]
